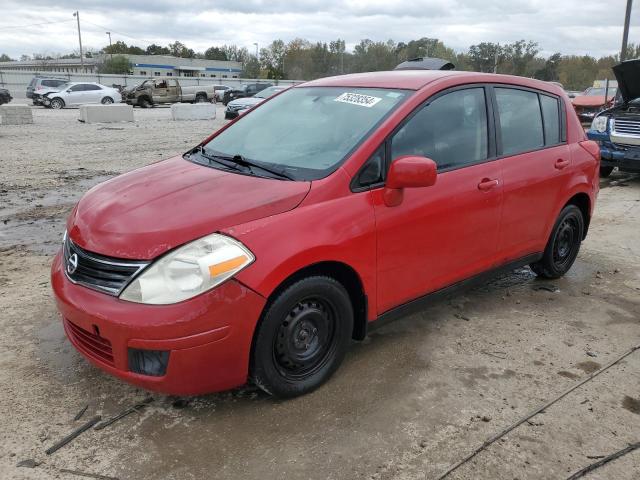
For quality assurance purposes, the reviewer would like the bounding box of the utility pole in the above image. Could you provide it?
[73,11,84,72]
[621,0,633,61]
[106,31,113,61]
[253,42,259,58]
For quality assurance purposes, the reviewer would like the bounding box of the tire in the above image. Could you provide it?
[101,96,114,105]
[138,97,151,108]
[50,98,64,109]
[600,166,614,178]
[251,276,354,398]
[194,93,207,103]
[530,204,584,279]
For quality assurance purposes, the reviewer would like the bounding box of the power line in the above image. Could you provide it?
[0,19,74,30]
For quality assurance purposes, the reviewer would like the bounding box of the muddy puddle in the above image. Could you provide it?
[0,172,115,254]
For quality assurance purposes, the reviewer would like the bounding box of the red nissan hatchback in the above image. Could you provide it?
[52,70,600,398]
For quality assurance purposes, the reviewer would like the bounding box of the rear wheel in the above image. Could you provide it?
[251,276,353,398]
[530,205,584,279]
[50,98,64,109]
[195,93,207,103]
[101,96,114,105]
[600,166,614,178]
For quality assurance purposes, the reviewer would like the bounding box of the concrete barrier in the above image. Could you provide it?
[171,103,217,121]
[79,104,134,124]
[0,104,33,125]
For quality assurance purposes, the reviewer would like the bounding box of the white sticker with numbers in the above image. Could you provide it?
[334,92,382,108]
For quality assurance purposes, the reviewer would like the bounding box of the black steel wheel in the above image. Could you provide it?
[531,205,584,279]
[251,276,353,398]
[195,93,207,103]
[101,96,114,104]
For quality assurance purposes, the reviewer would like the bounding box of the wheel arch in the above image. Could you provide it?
[257,261,368,342]
[564,191,591,239]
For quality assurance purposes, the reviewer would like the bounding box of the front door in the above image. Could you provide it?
[373,86,504,313]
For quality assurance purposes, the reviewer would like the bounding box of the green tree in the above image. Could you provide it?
[467,42,502,73]
[98,55,131,74]
[146,44,170,55]
[204,46,228,61]
[167,41,195,58]
[0,53,14,62]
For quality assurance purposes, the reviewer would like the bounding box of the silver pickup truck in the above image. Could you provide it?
[124,78,216,107]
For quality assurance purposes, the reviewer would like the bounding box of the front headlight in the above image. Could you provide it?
[591,116,608,133]
[120,233,254,305]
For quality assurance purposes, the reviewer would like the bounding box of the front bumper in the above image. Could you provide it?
[587,130,640,172]
[51,252,266,396]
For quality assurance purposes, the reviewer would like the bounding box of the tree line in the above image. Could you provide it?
[4,38,639,91]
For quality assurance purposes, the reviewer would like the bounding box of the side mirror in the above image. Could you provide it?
[384,156,437,207]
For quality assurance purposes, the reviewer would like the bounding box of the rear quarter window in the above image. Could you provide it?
[540,94,560,145]
[495,88,544,156]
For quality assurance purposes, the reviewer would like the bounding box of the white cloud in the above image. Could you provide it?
[0,0,638,58]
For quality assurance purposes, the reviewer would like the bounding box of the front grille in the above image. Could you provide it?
[613,118,640,136]
[63,236,148,296]
[66,319,115,366]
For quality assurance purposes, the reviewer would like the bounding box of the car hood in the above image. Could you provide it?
[572,96,610,108]
[67,156,311,260]
[228,97,263,108]
[613,59,640,103]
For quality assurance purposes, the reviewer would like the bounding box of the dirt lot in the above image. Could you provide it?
[0,105,639,480]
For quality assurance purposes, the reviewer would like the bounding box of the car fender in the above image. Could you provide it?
[225,174,377,320]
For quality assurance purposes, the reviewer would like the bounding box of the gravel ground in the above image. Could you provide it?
[0,104,639,480]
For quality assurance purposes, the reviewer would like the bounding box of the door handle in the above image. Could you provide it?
[478,178,499,191]
[555,158,570,169]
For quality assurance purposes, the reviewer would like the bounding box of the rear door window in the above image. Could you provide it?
[84,84,102,90]
[540,94,560,145]
[495,88,544,156]
[391,88,489,171]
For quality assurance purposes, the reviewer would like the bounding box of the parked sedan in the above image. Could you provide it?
[224,86,288,119]
[42,82,122,109]
[214,85,231,102]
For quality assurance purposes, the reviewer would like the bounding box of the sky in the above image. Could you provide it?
[0,0,638,59]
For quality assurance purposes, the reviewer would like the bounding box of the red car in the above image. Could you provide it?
[52,70,600,398]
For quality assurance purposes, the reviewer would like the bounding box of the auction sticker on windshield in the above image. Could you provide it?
[334,92,382,108]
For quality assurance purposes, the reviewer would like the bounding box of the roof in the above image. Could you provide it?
[299,70,567,96]
[302,70,473,90]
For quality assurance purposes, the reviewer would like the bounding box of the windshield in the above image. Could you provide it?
[202,86,409,180]
[255,87,282,99]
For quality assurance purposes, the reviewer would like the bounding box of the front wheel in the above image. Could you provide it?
[251,276,353,398]
[50,98,64,109]
[600,166,614,178]
[101,96,114,105]
[530,205,584,279]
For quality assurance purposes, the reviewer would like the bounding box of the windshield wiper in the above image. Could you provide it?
[189,146,245,173]
[202,148,295,180]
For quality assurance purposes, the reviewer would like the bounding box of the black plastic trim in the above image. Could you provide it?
[367,253,543,334]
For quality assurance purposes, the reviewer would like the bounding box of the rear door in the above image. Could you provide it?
[166,79,180,102]
[83,84,103,103]
[373,86,504,313]
[493,87,571,261]
[151,79,168,103]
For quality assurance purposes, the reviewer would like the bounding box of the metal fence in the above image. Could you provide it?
[0,70,303,98]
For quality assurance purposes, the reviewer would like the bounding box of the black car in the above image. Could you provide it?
[222,83,273,105]
[0,88,12,105]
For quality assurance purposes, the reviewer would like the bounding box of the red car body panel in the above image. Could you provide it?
[67,156,310,259]
[51,70,599,395]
